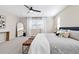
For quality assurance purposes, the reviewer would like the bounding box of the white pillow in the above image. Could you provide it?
[70,30,79,41]
[58,29,66,33]
[58,29,69,38]
[58,32,69,38]
[63,32,70,38]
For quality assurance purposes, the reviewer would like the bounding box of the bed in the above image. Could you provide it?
[28,27,79,54]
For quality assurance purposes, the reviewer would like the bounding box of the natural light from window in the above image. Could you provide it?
[57,16,60,30]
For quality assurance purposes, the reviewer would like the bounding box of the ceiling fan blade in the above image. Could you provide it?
[24,5,30,9]
[27,11,30,14]
[32,9,41,12]
[24,5,41,13]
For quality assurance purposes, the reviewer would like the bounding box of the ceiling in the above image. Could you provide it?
[0,5,67,17]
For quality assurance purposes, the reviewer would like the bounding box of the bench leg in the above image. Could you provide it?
[22,46,29,54]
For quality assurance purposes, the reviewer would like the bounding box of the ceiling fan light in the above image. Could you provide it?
[30,10,33,12]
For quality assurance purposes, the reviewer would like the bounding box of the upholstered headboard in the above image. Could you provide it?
[59,27,79,31]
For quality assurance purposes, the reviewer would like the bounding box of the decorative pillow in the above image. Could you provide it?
[63,32,70,38]
[58,33,63,37]
[69,30,79,41]
[58,29,69,38]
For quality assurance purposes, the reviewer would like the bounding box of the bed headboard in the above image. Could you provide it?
[59,27,79,31]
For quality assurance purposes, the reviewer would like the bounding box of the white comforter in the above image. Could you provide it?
[28,33,79,54]
[28,34,50,54]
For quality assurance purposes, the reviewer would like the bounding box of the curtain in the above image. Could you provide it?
[27,17,54,36]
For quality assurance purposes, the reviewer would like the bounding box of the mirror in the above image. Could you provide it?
[16,22,24,37]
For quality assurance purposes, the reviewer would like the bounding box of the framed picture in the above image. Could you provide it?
[0,15,6,28]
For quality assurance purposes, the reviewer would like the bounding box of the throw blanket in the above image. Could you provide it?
[28,33,50,54]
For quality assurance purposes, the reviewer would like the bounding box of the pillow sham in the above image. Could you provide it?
[63,32,70,38]
[58,29,67,33]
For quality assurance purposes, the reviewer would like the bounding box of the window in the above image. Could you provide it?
[30,17,43,29]
[27,17,47,36]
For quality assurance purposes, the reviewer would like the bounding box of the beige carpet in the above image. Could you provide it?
[0,37,28,54]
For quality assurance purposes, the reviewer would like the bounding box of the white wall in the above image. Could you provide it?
[44,17,54,33]
[0,32,6,42]
[55,6,79,27]
[0,9,18,41]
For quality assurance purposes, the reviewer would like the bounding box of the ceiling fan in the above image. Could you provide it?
[24,5,41,13]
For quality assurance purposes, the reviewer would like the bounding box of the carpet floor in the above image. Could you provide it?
[0,37,28,54]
